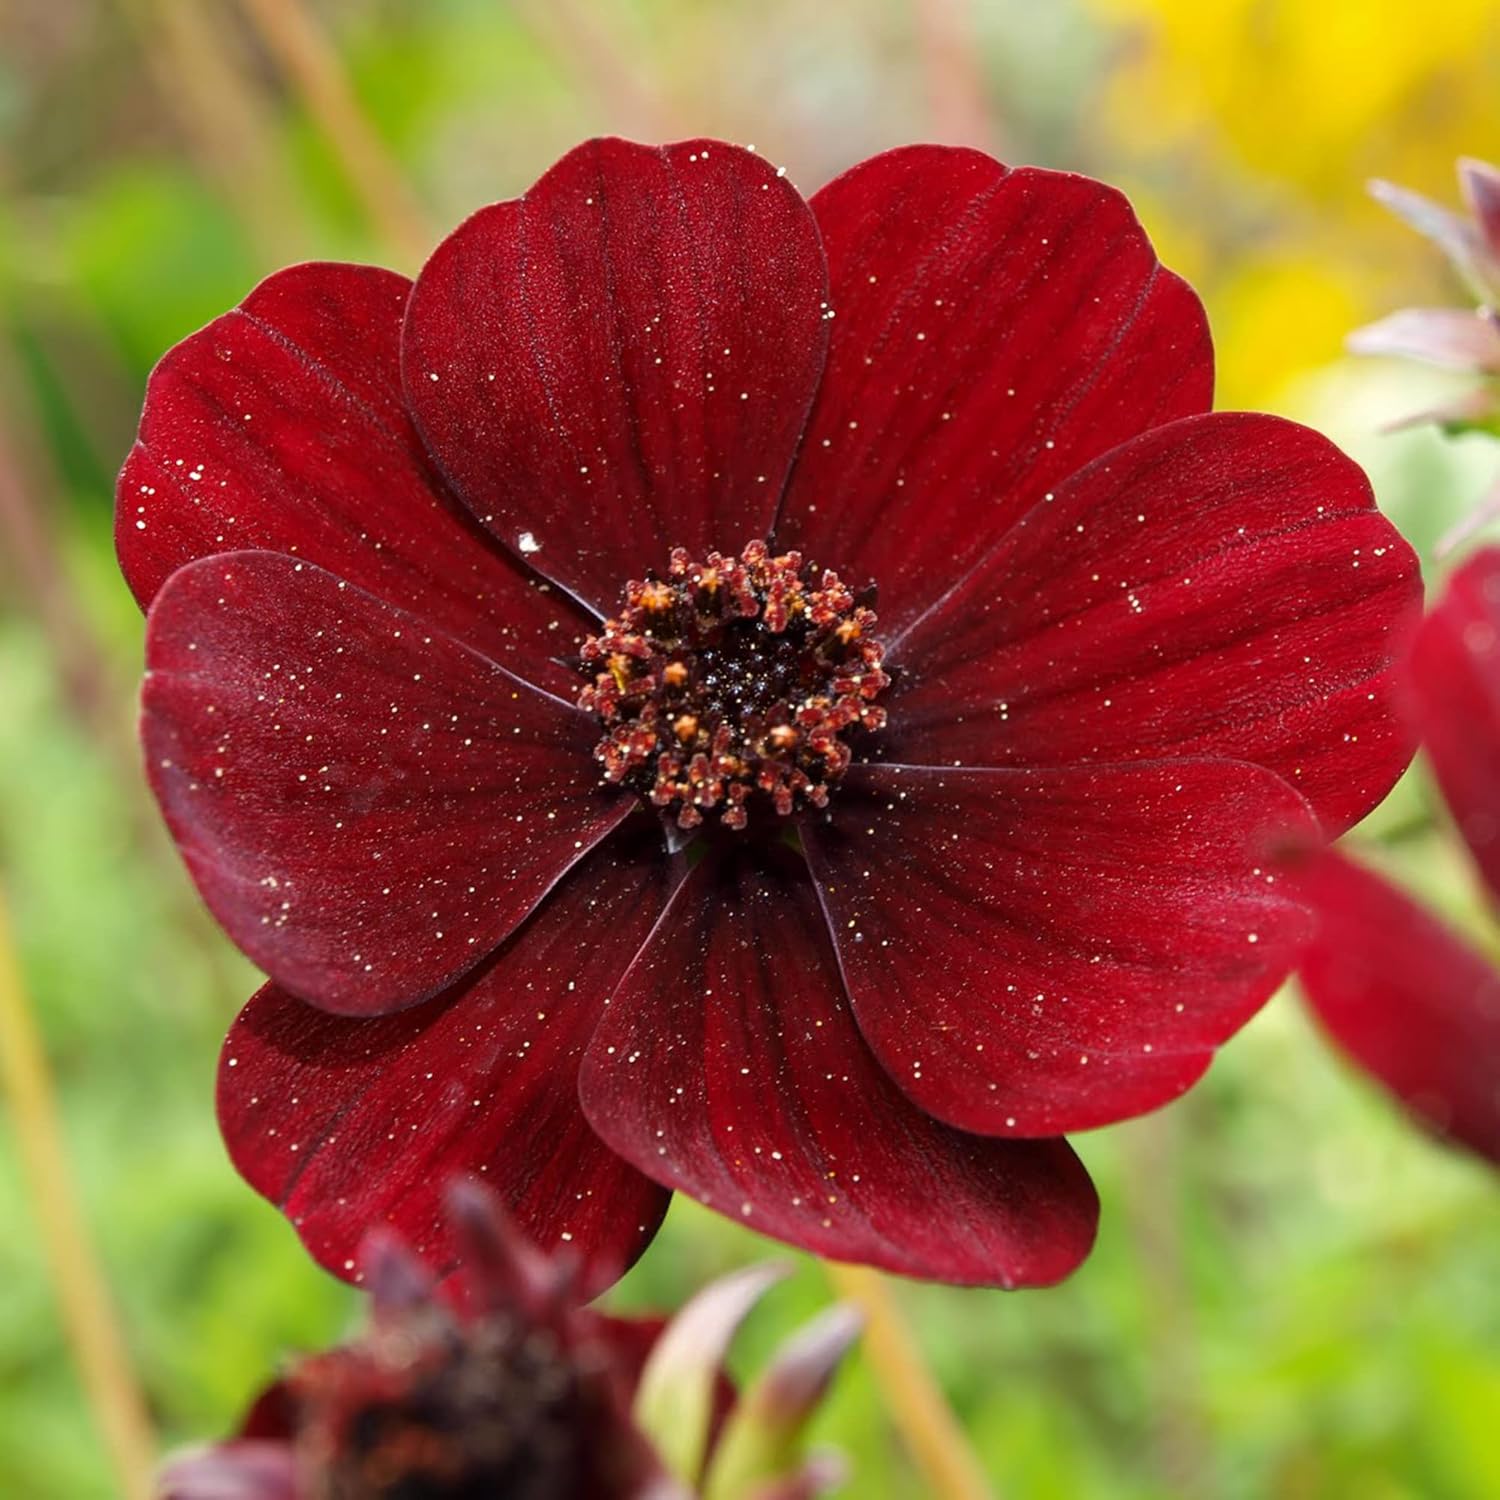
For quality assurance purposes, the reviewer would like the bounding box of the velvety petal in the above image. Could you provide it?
[774,146,1212,637]
[117,262,584,695]
[882,413,1421,837]
[403,138,829,612]
[801,760,1317,1137]
[579,845,1099,1288]
[145,551,630,1015]
[1407,546,1500,904]
[1297,851,1500,1165]
[217,825,676,1292]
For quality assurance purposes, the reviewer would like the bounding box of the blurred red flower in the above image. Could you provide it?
[158,1181,844,1500]
[118,138,1420,1290]
[1297,547,1500,1165]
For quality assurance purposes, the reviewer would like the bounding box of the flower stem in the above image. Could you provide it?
[911,0,1002,153]
[1118,1109,1211,1495]
[508,0,673,141]
[0,889,155,1500]
[233,0,432,267]
[122,0,306,264]
[0,379,119,752]
[824,1262,994,1500]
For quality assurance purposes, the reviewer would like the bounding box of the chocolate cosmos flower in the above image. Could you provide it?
[160,1183,673,1499]
[159,1182,842,1500]
[1297,547,1500,1165]
[119,139,1421,1290]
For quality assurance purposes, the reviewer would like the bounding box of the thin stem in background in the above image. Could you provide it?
[911,0,1004,153]
[508,0,674,142]
[1118,1107,1213,1496]
[0,345,247,993]
[0,889,156,1500]
[0,387,118,750]
[233,0,433,267]
[122,0,306,265]
[0,344,146,810]
[824,1262,995,1500]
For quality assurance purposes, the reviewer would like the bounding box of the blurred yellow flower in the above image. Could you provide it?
[1212,255,1364,407]
[1087,0,1500,403]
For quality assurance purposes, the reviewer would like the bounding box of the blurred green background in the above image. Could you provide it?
[2,2,1499,1496]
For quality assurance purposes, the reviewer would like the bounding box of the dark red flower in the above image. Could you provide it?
[157,1183,853,1500]
[118,139,1420,1290]
[1296,547,1500,1165]
[159,1187,680,1500]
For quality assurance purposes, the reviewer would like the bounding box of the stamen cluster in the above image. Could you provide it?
[579,540,889,830]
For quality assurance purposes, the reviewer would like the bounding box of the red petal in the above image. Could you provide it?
[883,412,1421,836]
[578,846,1099,1288]
[1407,546,1500,904]
[774,146,1211,636]
[237,1381,298,1442]
[217,827,676,1292]
[145,551,630,1015]
[802,760,1317,1136]
[403,138,829,612]
[1297,851,1500,1165]
[117,262,583,695]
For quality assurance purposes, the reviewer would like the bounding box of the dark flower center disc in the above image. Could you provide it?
[295,1314,598,1499]
[578,540,889,830]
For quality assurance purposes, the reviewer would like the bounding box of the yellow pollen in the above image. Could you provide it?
[577,540,890,831]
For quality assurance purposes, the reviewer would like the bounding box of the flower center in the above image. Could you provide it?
[578,540,889,831]
[294,1312,592,1498]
